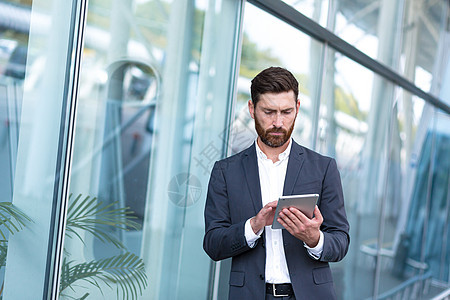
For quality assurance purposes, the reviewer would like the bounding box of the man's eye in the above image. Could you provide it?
[282,110,292,114]
[265,111,274,115]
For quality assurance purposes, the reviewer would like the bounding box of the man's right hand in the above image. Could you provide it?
[250,201,278,234]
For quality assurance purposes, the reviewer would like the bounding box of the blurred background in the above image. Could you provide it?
[0,0,449,299]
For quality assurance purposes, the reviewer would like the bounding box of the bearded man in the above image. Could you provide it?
[203,67,350,300]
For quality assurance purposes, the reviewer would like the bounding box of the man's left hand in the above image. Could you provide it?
[277,205,323,247]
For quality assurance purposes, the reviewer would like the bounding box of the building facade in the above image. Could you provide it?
[0,0,449,299]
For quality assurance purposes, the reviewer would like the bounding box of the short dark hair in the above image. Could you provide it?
[250,67,299,106]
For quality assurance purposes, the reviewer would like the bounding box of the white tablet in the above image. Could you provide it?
[271,194,319,230]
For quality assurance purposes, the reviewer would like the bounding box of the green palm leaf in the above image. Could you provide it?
[0,202,32,268]
[0,243,8,268]
[65,194,141,249]
[61,194,148,299]
[0,202,32,240]
[60,252,147,300]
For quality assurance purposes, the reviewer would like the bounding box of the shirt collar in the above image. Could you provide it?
[255,138,292,162]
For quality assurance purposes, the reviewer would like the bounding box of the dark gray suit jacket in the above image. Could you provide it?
[203,140,350,300]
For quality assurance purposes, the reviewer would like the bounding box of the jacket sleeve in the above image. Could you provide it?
[203,161,253,261]
[319,158,350,262]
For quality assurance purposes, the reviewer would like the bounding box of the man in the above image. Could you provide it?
[203,67,350,300]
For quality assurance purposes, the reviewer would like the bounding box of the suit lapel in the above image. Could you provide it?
[283,140,305,195]
[242,143,263,214]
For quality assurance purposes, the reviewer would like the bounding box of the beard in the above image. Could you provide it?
[254,115,296,148]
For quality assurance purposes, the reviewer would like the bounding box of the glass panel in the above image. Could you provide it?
[281,0,329,27]
[62,0,241,299]
[232,2,323,155]
[400,0,448,96]
[333,0,449,97]
[333,0,403,67]
[379,59,450,297]
[426,110,449,285]
[2,0,83,298]
[317,52,396,299]
[375,90,428,297]
[331,1,377,61]
[375,91,450,298]
[0,0,31,293]
[0,0,30,205]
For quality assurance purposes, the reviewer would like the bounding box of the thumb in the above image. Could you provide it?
[313,205,323,222]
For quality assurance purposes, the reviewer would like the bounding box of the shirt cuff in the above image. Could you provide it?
[304,230,324,260]
[245,218,263,248]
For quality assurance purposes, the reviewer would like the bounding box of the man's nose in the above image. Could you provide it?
[273,113,283,127]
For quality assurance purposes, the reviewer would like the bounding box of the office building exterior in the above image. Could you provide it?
[0,0,449,299]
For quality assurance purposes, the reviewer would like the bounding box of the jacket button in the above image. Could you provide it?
[259,274,264,280]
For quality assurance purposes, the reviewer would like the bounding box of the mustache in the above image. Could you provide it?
[266,127,287,134]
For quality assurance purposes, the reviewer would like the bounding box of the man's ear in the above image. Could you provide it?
[296,99,300,113]
[248,99,255,119]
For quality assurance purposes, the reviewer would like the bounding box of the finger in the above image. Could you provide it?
[278,214,302,236]
[277,217,292,232]
[279,209,299,227]
[288,207,309,223]
[313,205,323,223]
[277,215,293,230]
[260,205,274,217]
[259,201,278,222]
[266,201,278,208]
[277,217,286,229]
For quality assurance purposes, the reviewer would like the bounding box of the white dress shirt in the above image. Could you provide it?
[244,139,324,284]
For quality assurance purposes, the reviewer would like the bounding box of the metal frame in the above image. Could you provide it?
[247,0,450,114]
[43,0,89,298]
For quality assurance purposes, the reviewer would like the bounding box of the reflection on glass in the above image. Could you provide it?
[374,100,450,298]
[233,2,323,154]
[318,48,450,298]
[402,108,450,277]
[63,0,241,299]
[0,0,31,295]
[281,0,329,27]
[373,90,424,297]
[400,0,448,95]
[318,54,380,299]
[333,0,384,60]
[99,60,159,229]
[332,0,448,97]
[3,0,96,297]
[0,0,30,204]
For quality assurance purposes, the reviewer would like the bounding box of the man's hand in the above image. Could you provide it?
[250,201,278,234]
[277,205,323,247]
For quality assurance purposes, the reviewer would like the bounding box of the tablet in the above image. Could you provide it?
[271,194,319,229]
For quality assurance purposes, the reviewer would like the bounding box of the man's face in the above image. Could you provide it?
[248,91,300,148]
